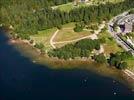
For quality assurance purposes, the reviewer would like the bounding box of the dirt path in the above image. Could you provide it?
[52,22,105,46]
[53,34,98,44]
[50,30,59,49]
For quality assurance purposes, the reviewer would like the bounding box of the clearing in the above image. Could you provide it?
[30,28,57,51]
[52,0,125,12]
[98,27,123,55]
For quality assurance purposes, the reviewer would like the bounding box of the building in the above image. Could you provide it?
[124,23,133,33]
[118,14,134,34]
[119,23,133,35]
[80,0,89,2]
[74,0,89,5]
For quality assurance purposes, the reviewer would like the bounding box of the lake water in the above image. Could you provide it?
[0,29,134,100]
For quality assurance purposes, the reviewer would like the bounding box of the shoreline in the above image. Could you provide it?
[8,37,134,89]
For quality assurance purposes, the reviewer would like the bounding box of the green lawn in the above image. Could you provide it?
[91,0,125,4]
[52,0,125,12]
[55,3,74,12]
[62,22,75,28]
[98,28,123,55]
[53,2,93,12]
[54,29,91,42]
[125,57,134,71]
[30,28,57,51]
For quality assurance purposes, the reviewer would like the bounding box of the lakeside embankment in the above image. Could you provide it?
[8,37,134,89]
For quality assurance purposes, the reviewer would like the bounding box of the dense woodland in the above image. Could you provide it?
[108,51,133,69]
[48,39,101,59]
[1,0,134,39]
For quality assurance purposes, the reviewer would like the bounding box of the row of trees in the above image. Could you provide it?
[1,0,134,39]
[48,39,101,59]
[48,37,132,70]
[93,51,133,70]
[108,52,132,69]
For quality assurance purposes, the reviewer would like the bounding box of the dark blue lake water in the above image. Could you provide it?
[0,29,134,100]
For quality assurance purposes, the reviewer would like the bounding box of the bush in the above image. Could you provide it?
[108,52,130,70]
[34,43,44,49]
[74,22,85,32]
[48,39,101,59]
[93,54,107,64]
[57,25,62,30]
[117,62,128,70]
[99,37,106,44]
[18,33,30,40]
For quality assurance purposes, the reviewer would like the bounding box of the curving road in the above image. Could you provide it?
[50,29,59,49]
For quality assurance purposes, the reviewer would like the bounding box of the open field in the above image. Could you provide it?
[30,28,57,50]
[53,3,74,12]
[54,42,74,48]
[91,0,125,4]
[98,28,123,55]
[30,22,93,49]
[125,57,134,71]
[52,0,125,12]
[52,2,92,12]
[62,23,75,28]
[54,29,92,42]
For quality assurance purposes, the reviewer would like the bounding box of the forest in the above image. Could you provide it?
[48,39,101,59]
[1,0,134,39]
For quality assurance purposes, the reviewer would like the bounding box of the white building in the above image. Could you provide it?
[74,0,89,5]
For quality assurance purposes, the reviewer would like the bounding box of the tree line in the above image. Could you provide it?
[93,51,132,70]
[1,0,134,39]
[48,37,132,70]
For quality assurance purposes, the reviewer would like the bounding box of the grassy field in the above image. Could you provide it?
[54,3,74,12]
[30,22,93,50]
[55,23,93,42]
[125,57,134,71]
[52,0,125,12]
[54,29,91,42]
[30,28,57,51]
[98,28,123,55]
[91,0,125,4]
[52,2,92,12]
[62,22,75,28]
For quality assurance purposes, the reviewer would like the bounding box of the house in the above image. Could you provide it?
[74,0,89,5]
[119,23,133,35]
[80,0,89,2]
[124,22,133,33]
